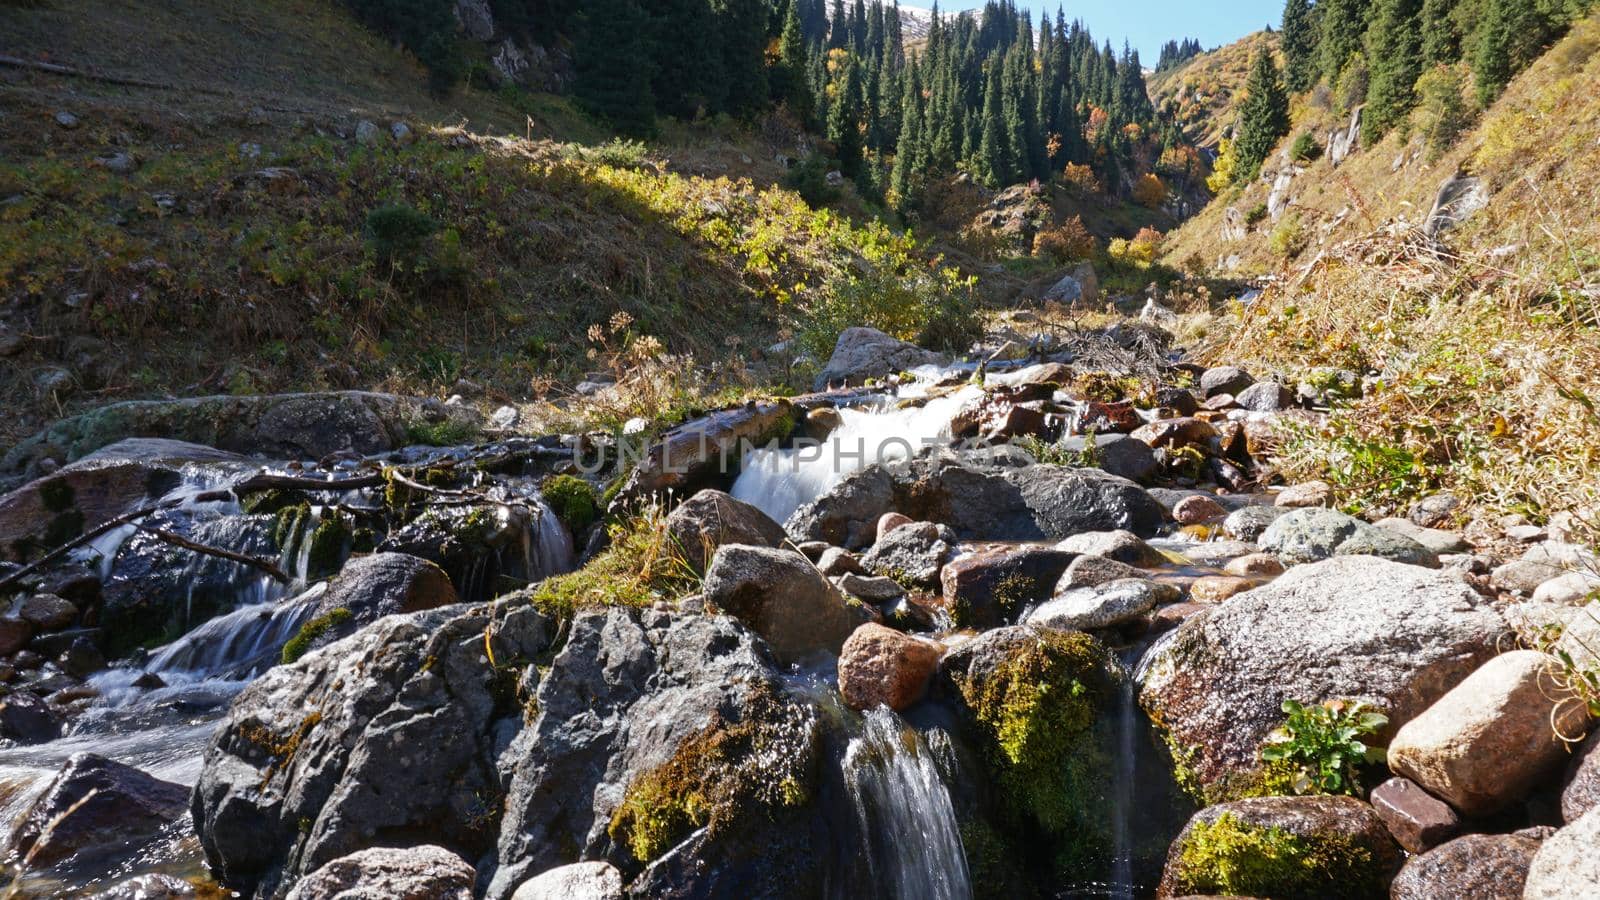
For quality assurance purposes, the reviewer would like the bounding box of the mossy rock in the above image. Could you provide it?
[1159,796,1403,899]
[541,474,599,533]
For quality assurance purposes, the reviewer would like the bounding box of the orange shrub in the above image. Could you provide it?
[1033,216,1097,262]
[1133,173,1166,208]
[1060,163,1101,194]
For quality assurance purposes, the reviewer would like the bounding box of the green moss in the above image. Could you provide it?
[953,630,1115,870]
[405,418,481,447]
[607,682,813,863]
[1168,812,1378,899]
[305,512,352,579]
[1166,733,1301,805]
[241,489,303,516]
[281,607,354,664]
[541,474,600,533]
[524,511,696,620]
[37,477,76,513]
[275,502,310,551]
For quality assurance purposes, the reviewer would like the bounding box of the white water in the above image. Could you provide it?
[843,707,972,900]
[732,384,981,525]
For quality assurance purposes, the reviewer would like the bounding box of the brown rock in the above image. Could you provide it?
[1389,650,1589,817]
[18,594,78,631]
[1274,480,1333,508]
[837,623,942,712]
[1223,553,1285,577]
[0,617,33,656]
[1188,576,1257,604]
[876,512,913,543]
[1130,417,1218,450]
[1370,776,1460,853]
[816,547,863,577]
[940,545,1076,629]
[665,489,786,573]
[1389,832,1543,900]
[1173,495,1227,525]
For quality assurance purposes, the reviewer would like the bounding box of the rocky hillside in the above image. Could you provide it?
[1149,30,1280,151]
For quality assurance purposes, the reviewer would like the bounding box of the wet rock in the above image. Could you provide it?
[1159,795,1401,899]
[1374,518,1469,555]
[0,690,61,744]
[1274,480,1332,508]
[1172,495,1226,525]
[193,602,555,896]
[1058,554,1145,589]
[484,608,828,899]
[1222,504,1289,541]
[285,845,474,899]
[812,327,945,391]
[816,546,863,576]
[1187,575,1257,604]
[1523,804,1600,899]
[1055,433,1160,482]
[1369,776,1460,853]
[1054,529,1164,567]
[940,545,1075,629]
[702,544,856,661]
[0,617,32,655]
[89,874,198,899]
[1140,556,1508,795]
[861,521,956,589]
[1198,366,1255,399]
[18,593,77,630]
[1223,553,1284,577]
[665,489,786,573]
[0,450,192,563]
[1390,832,1541,900]
[1027,578,1175,631]
[1388,649,1588,817]
[8,752,187,869]
[837,572,904,603]
[1233,381,1293,412]
[295,552,459,655]
[620,401,796,501]
[59,636,106,678]
[511,861,625,900]
[1260,508,1438,567]
[837,623,942,711]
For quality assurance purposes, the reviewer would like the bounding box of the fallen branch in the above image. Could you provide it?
[0,490,229,593]
[132,522,291,583]
[231,472,386,495]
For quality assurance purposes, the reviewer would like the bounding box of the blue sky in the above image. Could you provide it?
[925,1,1284,63]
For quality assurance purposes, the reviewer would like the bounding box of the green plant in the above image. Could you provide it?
[1169,811,1380,898]
[782,153,841,208]
[1413,64,1475,160]
[542,474,600,533]
[1289,132,1323,163]
[1245,202,1269,226]
[1259,698,1387,796]
[561,139,651,169]
[1268,215,1307,258]
[365,203,438,264]
[282,608,353,664]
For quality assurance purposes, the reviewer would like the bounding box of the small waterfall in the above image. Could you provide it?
[1107,649,1141,900]
[732,385,980,525]
[842,707,972,900]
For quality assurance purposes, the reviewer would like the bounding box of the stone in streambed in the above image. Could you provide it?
[702,544,857,662]
[1054,529,1164,567]
[286,845,475,899]
[1259,508,1438,567]
[940,544,1076,629]
[837,623,942,712]
[1027,578,1176,631]
[665,489,786,574]
[1369,776,1459,853]
[862,521,956,589]
[1389,831,1544,900]
[512,862,625,900]
[8,752,188,869]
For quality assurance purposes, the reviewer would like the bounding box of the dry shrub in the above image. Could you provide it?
[1133,173,1167,208]
[1033,216,1097,263]
[1060,163,1101,195]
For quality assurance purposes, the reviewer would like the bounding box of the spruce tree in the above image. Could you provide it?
[1472,0,1541,105]
[1419,0,1460,65]
[829,55,866,176]
[1319,0,1371,85]
[828,0,848,48]
[650,0,715,118]
[852,0,868,51]
[777,0,815,122]
[574,0,655,136]
[1233,47,1290,182]
[1363,0,1423,141]
[889,63,924,213]
[1281,0,1319,92]
[978,62,1012,186]
[716,0,770,116]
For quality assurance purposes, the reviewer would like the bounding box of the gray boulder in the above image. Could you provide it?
[192,602,555,897]
[88,875,198,899]
[1260,508,1438,567]
[1233,380,1293,412]
[1026,578,1176,631]
[666,489,786,573]
[1054,529,1165,567]
[1054,433,1159,483]
[1524,804,1600,899]
[1199,366,1254,399]
[512,862,625,900]
[293,552,459,655]
[701,544,857,661]
[812,327,945,391]
[861,521,956,588]
[1140,556,1507,796]
[940,545,1077,628]
[1222,504,1290,541]
[1390,832,1543,900]
[286,845,475,899]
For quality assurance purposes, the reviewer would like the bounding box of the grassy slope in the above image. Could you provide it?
[1161,16,1600,526]
[1149,31,1280,152]
[0,0,953,450]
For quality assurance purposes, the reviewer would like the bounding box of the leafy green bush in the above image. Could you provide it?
[1413,65,1475,161]
[782,153,841,208]
[365,204,439,264]
[796,263,980,360]
[1260,699,1387,795]
[542,474,600,532]
[1245,202,1269,226]
[562,139,652,168]
[1268,215,1307,258]
[1289,132,1322,163]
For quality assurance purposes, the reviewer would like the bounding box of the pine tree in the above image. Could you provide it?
[1319,0,1371,85]
[829,55,865,176]
[828,0,848,48]
[852,0,868,51]
[777,0,815,122]
[1419,0,1460,65]
[1363,0,1423,140]
[1281,0,1319,92]
[978,62,1012,186]
[574,0,655,136]
[1472,0,1518,104]
[1233,46,1290,182]
[889,63,924,212]
[650,0,715,118]
[716,0,770,116]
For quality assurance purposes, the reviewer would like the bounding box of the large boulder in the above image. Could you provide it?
[1389,832,1544,900]
[0,690,62,744]
[483,607,829,899]
[1053,433,1159,483]
[1140,556,1508,798]
[285,845,475,900]
[1259,508,1438,567]
[192,601,556,897]
[512,862,625,900]
[1026,579,1174,631]
[787,456,1167,547]
[7,753,188,869]
[700,544,858,662]
[812,327,945,391]
[1524,804,1600,899]
[289,552,459,657]
[665,490,786,573]
[1,392,481,480]
[1387,649,1588,816]
[860,521,956,589]
[1157,796,1401,899]
[837,623,942,712]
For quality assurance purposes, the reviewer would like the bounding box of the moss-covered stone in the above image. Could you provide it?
[1167,733,1301,805]
[524,512,695,620]
[305,512,352,580]
[37,477,75,513]
[1165,811,1381,899]
[607,682,815,863]
[541,474,599,533]
[241,488,303,516]
[281,607,353,664]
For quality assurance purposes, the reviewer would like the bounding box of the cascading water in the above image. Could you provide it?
[732,383,981,525]
[842,707,972,900]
